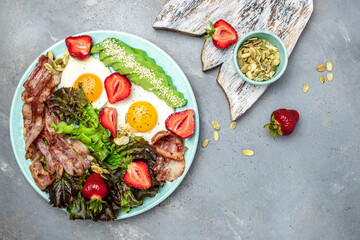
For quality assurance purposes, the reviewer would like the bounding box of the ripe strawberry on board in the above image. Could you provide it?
[65,35,92,60]
[82,173,109,212]
[204,20,238,49]
[264,108,299,139]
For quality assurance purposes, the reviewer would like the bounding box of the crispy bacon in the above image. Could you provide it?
[67,139,91,170]
[25,102,45,152]
[29,158,55,190]
[154,155,185,182]
[151,131,187,182]
[49,145,74,176]
[23,55,50,92]
[151,131,187,161]
[36,138,56,174]
[22,73,61,103]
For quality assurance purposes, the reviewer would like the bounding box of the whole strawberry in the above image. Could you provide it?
[264,109,299,139]
[82,173,109,212]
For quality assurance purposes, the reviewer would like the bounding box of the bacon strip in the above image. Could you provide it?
[151,131,187,182]
[36,139,56,174]
[23,55,50,92]
[25,102,45,151]
[49,146,74,176]
[29,158,55,190]
[152,131,187,161]
[154,155,185,182]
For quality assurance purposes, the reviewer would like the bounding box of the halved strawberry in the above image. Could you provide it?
[204,20,238,49]
[104,73,131,104]
[165,109,195,139]
[65,35,92,60]
[124,162,151,189]
[99,107,117,137]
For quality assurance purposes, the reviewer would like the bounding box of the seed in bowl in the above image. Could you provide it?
[237,38,280,81]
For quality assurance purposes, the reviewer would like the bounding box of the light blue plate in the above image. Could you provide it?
[9,30,199,220]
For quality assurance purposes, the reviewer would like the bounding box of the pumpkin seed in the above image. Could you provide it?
[55,65,65,72]
[202,139,209,148]
[91,165,103,174]
[303,83,309,93]
[119,136,130,145]
[320,75,326,84]
[242,149,254,156]
[212,120,220,131]
[316,64,326,72]
[237,38,280,82]
[230,121,237,130]
[327,73,333,81]
[64,49,69,57]
[55,57,63,65]
[326,61,333,71]
[47,50,54,60]
[63,55,69,65]
[213,131,219,141]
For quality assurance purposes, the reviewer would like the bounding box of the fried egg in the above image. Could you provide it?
[60,56,110,109]
[60,56,174,143]
[111,84,174,142]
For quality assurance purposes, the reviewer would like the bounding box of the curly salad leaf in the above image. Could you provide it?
[48,87,164,219]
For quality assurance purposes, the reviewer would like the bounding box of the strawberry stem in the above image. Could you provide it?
[264,115,283,140]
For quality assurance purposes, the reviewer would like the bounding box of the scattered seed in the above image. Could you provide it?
[316,64,326,72]
[91,165,103,174]
[64,49,69,57]
[55,65,65,72]
[47,50,54,60]
[63,55,69,65]
[212,120,220,131]
[303,83,309,93]
[55,57,63,65]
[326,61,333,71]
[320,75,326,84]
[213,131,219,141]
[327,73,333,81]
[119,136,130,145]
[242,149,254,156]
[202,139,209,148]
[230,122,237,130]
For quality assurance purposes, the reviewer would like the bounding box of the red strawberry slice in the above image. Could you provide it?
[124,162,151,189]
[204,20,238,49]
[65,35,92,60]
[165,109,195,139]
[82,173,109,212]
[99,107,117,137]
[104,73,131,104]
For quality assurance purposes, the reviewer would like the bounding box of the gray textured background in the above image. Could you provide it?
[1,0,359,239]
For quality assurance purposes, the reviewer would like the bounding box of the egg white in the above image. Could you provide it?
[60,56,110,109]
[110,84,175,143]
[60,56,174,143]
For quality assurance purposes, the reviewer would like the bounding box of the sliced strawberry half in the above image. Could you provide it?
[99,107,117,137]
[65,35,92,60]
[104,73,131,104]
[124,162,151,189]
[165,109,195,139]
[204,20,238,49]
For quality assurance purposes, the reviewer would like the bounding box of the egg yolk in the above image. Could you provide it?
[126,101,158,133]
[74,73,102,102]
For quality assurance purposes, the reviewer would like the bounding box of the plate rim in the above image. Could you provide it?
[9,30,199,220]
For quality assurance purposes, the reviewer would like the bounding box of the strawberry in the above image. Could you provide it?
[165,109,195,139]
[99,107,117,137]
[65,35,92,60]
[104,73,131,104]
[82,173,109,212]
[124,162,151,189]
[264,109,299,139]
[204,20,238,49]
